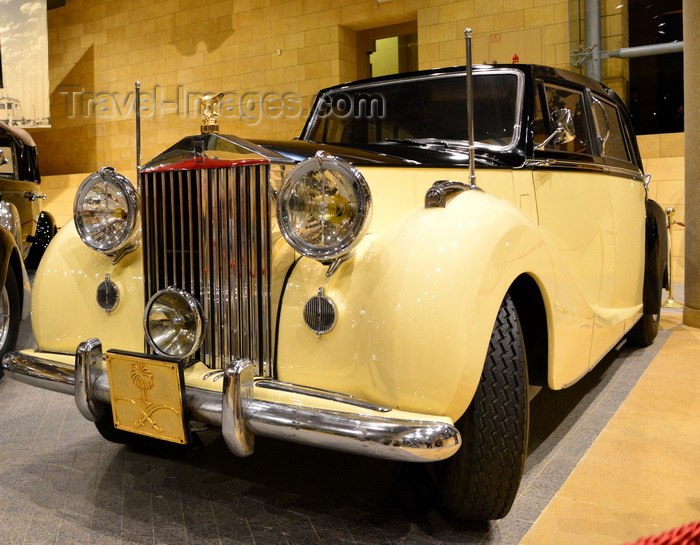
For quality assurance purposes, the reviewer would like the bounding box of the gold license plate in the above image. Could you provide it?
[106,351,188,444]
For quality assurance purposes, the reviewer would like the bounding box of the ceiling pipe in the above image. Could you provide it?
[603,41,684,58]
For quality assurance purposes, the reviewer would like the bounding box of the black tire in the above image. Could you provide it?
[626,312,659,347]
[435,294,529,520]
[0,269,21,378]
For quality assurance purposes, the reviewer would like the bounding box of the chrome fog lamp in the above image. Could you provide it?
[144,287,204,359]
[74,166,139,254]
[277,153,371,261]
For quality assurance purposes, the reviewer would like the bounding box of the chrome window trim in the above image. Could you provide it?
[306,68,526,154]
[587,91,632,163]
[524,157,645,181]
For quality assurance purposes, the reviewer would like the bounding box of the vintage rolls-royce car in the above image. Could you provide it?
[2,64,667,520]
[0,121,55,366]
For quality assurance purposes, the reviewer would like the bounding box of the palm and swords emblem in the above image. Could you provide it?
[114,363,180,433]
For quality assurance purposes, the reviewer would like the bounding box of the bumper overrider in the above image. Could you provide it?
[2,340,461,462]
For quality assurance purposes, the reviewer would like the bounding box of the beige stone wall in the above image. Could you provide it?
[639,132,686,287]
[417,0,571,70]
[31,0,631,179]
[33,0,675,248]
[30,0,422,177]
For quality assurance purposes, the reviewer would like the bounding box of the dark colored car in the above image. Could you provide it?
[0,121,55,368]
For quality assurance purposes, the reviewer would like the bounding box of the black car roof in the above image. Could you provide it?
[316,64,620,105]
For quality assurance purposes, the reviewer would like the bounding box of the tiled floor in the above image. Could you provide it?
[521,311,700,545]
[0,310,694,544]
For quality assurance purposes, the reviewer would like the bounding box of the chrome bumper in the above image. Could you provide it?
[2,341,461,463]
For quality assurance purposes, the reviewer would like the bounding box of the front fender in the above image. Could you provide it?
[276,190,594,422]
[0,226,15,288]
[0,225,29,317]
[31,222,145,353]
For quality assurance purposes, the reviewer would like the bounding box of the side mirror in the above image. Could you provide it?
[535,108,576,150]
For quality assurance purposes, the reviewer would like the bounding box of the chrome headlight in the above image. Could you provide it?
[0,201,21,246]
[277,153,371,260]
[74,166,139,254]
[144,287,204,359]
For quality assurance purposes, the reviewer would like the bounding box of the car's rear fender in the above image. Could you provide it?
[643,199,669,314]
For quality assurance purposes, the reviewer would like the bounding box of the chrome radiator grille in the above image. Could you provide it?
[140,165,272,375]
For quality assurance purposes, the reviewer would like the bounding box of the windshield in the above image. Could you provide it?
[305,71,522,151]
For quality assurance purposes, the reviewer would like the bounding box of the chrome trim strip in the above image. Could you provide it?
[223,169,232,362]
[211,168,222,362]
[520,157,644,180]
[161,173,168,287]
[255,379,391,412]
[187,171,195,295]
[145,173,154,302]
[239,167,250,367]
[170,171,177,286]
[2,350,461,463]
[178,171,186,291]
[74,339,104,422]
[228,168,240,359]
[249,169,260,374]
[200,169,212,367]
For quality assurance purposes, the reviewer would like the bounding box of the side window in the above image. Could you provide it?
[591,97,630,163]
[533,83,550,146]
[543,85,591,155]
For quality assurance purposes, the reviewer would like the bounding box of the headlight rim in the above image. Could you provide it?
[73,166,140,255]
[276,153,372,261]
[143,286,205,360]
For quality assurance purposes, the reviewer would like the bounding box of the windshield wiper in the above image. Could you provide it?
[381,138,466,148]
[376,138,511,166]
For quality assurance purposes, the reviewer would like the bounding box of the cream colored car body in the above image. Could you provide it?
[30,164,645,423]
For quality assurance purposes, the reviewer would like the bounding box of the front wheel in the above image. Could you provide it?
[435,294,529,520]
[0,269,21,377]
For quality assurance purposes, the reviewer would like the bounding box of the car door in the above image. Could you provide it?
[588,92,647,335]
[532,82,623,374]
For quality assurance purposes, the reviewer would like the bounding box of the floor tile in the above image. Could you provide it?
[0,311,689,544]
